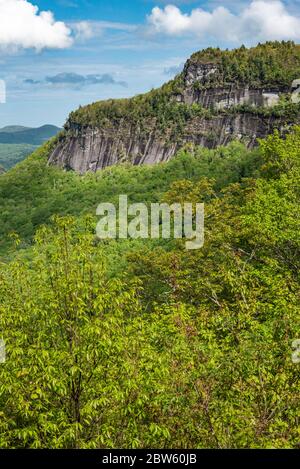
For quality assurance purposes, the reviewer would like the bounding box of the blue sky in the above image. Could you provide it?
[0,0,300,128]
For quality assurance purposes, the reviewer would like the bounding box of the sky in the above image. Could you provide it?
[1,0,300,128]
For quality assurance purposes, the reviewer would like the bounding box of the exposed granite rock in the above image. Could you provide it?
[291,79,300,104]
[48,112,287,174]
[175,86,281,109]
[175,59,283,109]
[184,61,219,87]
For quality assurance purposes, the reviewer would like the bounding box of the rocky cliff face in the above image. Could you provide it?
[48,44,300,174]
[49,113,283,174]
[177,60,283,109]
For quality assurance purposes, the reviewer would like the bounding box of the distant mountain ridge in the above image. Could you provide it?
[0,124,62,171]
[0,125,61,145]
[0,125,32,133]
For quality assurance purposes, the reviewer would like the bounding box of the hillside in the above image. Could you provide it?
[0,125,61,170]
[0,125,299,448]
[0,144,38,171]
[0,125,32,133]
[0,124,61,145]
[0,138,263,255]
[49,41,300,173]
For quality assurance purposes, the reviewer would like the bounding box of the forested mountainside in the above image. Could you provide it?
[0,126,31,133]
[0,138,262,256]
[0,121,299,448]
[0,125,61,145]
[0,125,61,171]
[49,41,300,173]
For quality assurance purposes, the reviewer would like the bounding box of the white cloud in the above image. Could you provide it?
[0,0,73,51]
[241,0,300,40]
[72,21,95,41]
[148,1,300,42]
[70,20,137,43]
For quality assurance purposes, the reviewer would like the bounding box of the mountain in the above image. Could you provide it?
[0,44,299,447]
[0,144,38,171]
[0,125,62,170]
[0,124,61,145]
[0,125,32,133]
[49,41,300,174]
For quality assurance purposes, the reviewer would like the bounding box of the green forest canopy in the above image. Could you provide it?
[0,125,299,448]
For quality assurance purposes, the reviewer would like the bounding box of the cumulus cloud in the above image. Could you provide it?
[72,21,95,41]
[24,72,128,88]
[0,0,73,51]
[147,1,300,42]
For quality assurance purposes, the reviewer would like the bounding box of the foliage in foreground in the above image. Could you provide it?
[0,128,299,448]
